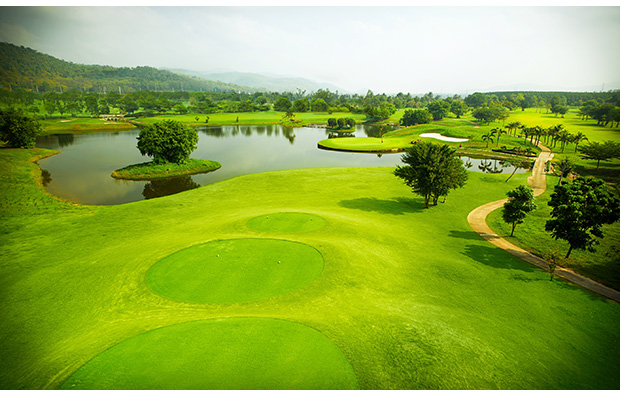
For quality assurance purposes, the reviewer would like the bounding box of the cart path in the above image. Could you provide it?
[466,143,620,303]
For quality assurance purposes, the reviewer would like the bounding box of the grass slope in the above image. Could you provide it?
[1,149,619,389]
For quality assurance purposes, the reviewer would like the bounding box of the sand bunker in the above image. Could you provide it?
[419,133,469,142]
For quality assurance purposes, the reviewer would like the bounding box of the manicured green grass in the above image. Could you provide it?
[248,212,326,233]
[1,148,619,390]
[136,111,366,127]
[111,159,221,180]
[146,239,324,304]
[40,117,135,134]
[318,118,540,156]
[60,318,359,390]
[487,175,620,289]
[505,108,620,182]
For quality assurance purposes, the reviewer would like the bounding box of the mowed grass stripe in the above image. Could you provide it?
[59,318,359,390]
[146,239,324,303]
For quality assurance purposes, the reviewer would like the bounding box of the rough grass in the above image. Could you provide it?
[111,159,221,180]
[1,148,619,390]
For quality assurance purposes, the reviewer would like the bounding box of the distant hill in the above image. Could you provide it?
[0,42,256,93]
[168,69,343,93]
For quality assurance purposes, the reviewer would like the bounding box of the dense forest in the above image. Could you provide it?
[0,42,254,93]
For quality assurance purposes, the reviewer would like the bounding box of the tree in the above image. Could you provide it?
[0,109,42,148]
[481,129,496,148]
[450,100,468,118]
[136,119,198,164]
[393,142,468,208]
[579,140,620,169]
[273,96,292,112]
[427,100,450,120]
[572,131,588,152]
[401,108,432,126]
[545,177,620,258]
[552,157,575,185]
[345,118,355,128]
[327,118,337,128]
[311,98,328,112]
[292,98,309,112]
[502,185,537,236]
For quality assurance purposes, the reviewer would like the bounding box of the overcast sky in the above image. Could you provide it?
[1,5,619,94]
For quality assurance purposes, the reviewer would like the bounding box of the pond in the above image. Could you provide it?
[36,124,528,205]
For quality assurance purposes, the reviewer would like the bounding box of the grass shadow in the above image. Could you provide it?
[338,197,424,215]
[448,230,485,241]
[462,244,535,273]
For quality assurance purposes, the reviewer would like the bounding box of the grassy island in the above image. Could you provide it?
[111,158,221,180]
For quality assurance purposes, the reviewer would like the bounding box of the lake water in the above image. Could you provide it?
[36,124,527,205]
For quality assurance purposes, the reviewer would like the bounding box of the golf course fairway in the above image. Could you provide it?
[1,150,620,390]
[247,212,326,233]
[59,318,359,390]
[146,238,324,303]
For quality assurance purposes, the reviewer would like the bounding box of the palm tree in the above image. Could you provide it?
[505,121,522,136]
[553,157,575,184]
[482,129,496,148]
[495,128,507,147]
[572,131,588,152]
[558,129,571,153]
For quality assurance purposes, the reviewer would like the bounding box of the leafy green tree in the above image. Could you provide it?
[502,185,537,236]
[136,119,198,164]
[85,94,99,115]
[393,142,468,208]
[292,98,309,112]
[545,177,620,258]
[464,92,487,108]
[327,118,337,128]
[450,100,468,118]
[345,118,355,128]
[337,118,345,129]
[401,108,432,126]
[579,140,620,169]
[427,100,450,120]
[311,98,328,112]
[553,157,575,185]
[273,96,292,112]
[0,109,42,148]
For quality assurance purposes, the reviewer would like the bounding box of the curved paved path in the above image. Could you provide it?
[467,144,620,303]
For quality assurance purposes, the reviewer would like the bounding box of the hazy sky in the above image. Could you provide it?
[1,6,619,94]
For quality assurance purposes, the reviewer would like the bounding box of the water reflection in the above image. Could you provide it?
[35,124,529,206]
[143,176,200,200]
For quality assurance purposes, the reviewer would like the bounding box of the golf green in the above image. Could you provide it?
[59,318,359,390]
[248,212,326,233]
[146,238,324,303]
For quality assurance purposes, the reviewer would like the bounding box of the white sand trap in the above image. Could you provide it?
[419,133,469,142]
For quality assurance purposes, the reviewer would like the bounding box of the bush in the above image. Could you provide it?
[0,109,42,148]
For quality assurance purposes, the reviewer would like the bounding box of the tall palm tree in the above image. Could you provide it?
[553,157,575,184]
[482,129,496,148]
[495,128,507,147]
[572,131,588,152]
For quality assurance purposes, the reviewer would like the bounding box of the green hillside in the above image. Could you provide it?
[0,42,254,93]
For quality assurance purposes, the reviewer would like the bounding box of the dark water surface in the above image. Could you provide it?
[36,124,526,205]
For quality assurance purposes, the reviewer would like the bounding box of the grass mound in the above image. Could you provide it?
[59,318,359,390]
[146,239,324,303]
[248,212,326,233]
[111,158,221,180]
